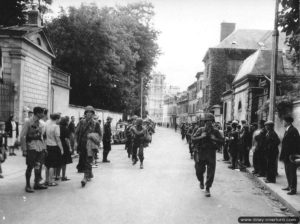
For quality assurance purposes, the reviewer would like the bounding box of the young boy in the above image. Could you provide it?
[0,121,8,178]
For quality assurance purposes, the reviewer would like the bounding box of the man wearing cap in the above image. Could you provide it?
[228,120,239,169]
[254,120,267,177]
[102,116,113,163]
[264,120,280,183]
[192,113,224,197]
[75,106,101,187]
[280,116,300,195]
[20,107,48,193]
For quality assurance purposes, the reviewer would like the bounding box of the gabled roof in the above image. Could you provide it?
[203,29,286,61]
[233,49,294,84]
[0,25,55,58]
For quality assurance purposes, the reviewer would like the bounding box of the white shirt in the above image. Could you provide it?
[286,125,291,132]
[45,120,60,146]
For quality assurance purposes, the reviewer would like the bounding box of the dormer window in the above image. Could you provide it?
[37,38,41,46]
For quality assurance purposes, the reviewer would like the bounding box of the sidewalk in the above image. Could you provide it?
[246,151,300,217]
[1,149,79,180]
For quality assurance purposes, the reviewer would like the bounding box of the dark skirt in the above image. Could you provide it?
[61,145,72,165]
[45,145,62,168]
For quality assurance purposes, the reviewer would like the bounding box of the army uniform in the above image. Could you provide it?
[125,122,133,158]
[75,106,101,187]
[192,113,223,197]
[186,124,195,158]
[131,118,147,169]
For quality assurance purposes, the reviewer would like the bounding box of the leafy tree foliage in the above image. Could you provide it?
[278,0,300,66]
[0,0,52,26]
[46,3,160,116]
[0,0,29,26]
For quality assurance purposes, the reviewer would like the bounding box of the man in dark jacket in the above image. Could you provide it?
[103,116,113,163]
[280,116,300,195]
[254,120,267,177]
[264,121,280,183]
[228,121,239,169]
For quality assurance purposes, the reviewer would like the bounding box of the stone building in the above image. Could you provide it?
[187,82,197,122]
[162,94,178,127]
[0,5,72,123]
[202,22,285,116]
[223,49,298,124]
[146,73,166,123]
[176,91,188,123]
[195,71,204,114]
[0,5,123,126]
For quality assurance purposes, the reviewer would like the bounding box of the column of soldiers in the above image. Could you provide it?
[180,114,300,197]
[180,114,224,197]
[124,116,155,169]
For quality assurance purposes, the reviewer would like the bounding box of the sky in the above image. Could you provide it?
[47,0,277,90]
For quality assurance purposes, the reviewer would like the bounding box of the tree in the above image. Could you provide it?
[46,3,160,115]
[278,0,300,66]
[0,0,29,26]
[0,0,52,27]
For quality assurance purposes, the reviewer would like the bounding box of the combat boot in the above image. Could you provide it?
[205,188,211,197]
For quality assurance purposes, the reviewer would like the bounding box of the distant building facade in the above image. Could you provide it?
[146,73,166,123]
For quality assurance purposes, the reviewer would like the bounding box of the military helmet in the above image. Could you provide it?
[84,105,95,114]
[136,118,143,125]
[131,115,138,120]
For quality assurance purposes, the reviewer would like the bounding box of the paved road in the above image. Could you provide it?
[0,127,291,224]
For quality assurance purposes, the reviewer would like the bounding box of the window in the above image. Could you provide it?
[238,101,242,111]
[0,48,3,82]
[37,38,41,46]
[205,86,210,103]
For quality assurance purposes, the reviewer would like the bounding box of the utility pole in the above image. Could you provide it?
[268,0,280,122]
[140,76,144,118]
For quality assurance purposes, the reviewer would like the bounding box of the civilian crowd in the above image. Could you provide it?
[0,106,155,191]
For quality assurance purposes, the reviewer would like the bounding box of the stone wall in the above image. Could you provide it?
[233,83,249,121]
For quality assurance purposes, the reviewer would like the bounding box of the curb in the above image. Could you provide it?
[245,167,300,217]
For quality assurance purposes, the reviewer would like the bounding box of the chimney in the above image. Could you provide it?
[220,22,236,42]
[26,4,42,27]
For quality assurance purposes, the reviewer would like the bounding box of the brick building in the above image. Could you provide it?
[187,82,197,122]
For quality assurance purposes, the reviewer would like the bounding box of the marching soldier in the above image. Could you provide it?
[192,113,224,197]
[75,106,101,187]
[131,118,147,169]
[125,115,138,158]
[186,123,195,159]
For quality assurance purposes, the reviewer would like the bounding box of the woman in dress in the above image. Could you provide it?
[5,115,19,156]
[45,113,63,186]
[59,117,72,181]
